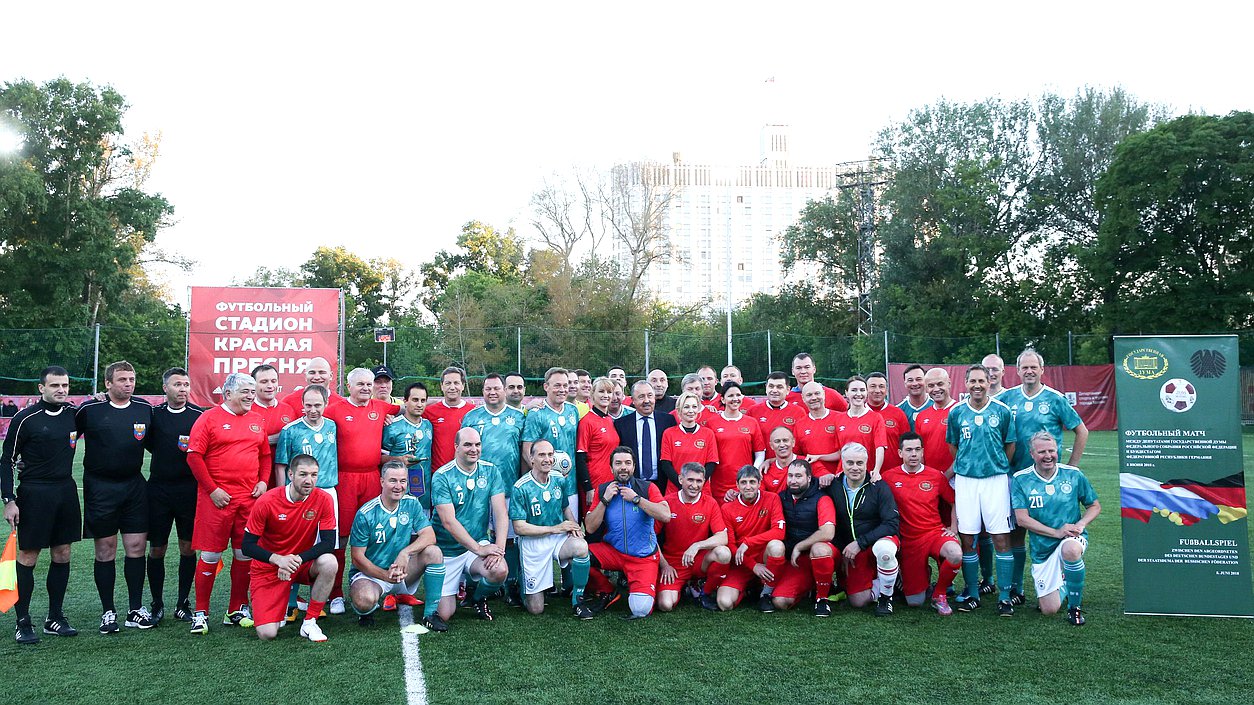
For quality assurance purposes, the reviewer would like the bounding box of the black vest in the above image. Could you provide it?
[780,481,826,549]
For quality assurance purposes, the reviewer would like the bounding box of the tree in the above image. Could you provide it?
[1088,112,1254,337]
[420,221,524,313]
[600,162,680,304]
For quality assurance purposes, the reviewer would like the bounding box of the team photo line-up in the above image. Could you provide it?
[3,349,1099,645]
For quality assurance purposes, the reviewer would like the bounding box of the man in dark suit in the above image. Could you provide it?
[614,381,677,493]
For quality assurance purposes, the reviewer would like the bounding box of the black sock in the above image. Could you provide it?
[147,554,165,606]
[47,561,70,619]
[177,554,195,605]
[124,556,146,612]
[94,559,116,613]
[15,563,34,621]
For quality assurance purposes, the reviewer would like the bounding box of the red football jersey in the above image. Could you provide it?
[670,406,717,427]
[833,409,888,474]
[720,490,785,562]
[705,413,766,501]
[762,457,790,494]
[869,402,909,470]
[577,409,620,489]
[187,404,272,496]
[881,465,954,541]
[660,425,720,472]
[245,486,336,560]
[325,398,401,474]
[280,388,347,414]
[786,385,848,413]
[423,400,476,471]
[752,400,805,437]
[915,401,957,472]
[250,399,295,441]
[660,491,727,559]
[793,410,841,477]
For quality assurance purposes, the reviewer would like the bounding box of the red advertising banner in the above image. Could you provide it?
[887,363,1117,431]
[188,287,341,407]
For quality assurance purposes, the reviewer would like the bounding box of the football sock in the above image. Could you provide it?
[978,535,995,581]
[995,551,1014,602]
[15,562,34,620]
[704,560,729,594]
[47,560,70,618]
[147,555,165,606]
[124,556,146,611]
[194,559,218,612]
[505,541,521,590]
[306,599,326,622]
[933,559,960,599]
[177,555,196,606]
[960,552,980,599]
[94,559,116,613]
[1063,557,1085,608]
[473,578,502,602]
[570,555,590,604]
[422,565,445,618]
[764,555,787,588]
[1011,545,1027,593]
[228,557,250,612]
[560,563,573,592]
[587,568,614,595]
[330,547,347,600]
[810,554,835,600]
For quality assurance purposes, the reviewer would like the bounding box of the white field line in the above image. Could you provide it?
[397,606,429,705]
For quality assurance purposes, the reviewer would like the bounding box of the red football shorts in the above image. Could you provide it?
[589,543,660,598]
[844,535,901,594]
[772,542,834,600]
[191,494,254,552]
[337,472,378,533]
[250,561,317,626]
[657,550,711,593]
[900,531,959,596]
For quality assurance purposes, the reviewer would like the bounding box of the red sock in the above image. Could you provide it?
[587,568,614,595]
[194,559,218,613]
[704,562,730,593]
[330,547,347,600]
[764,555,786,588]
[810,554,835,599]
[934,560,960,599]
[306,599,325,621]
[228,558,251,612]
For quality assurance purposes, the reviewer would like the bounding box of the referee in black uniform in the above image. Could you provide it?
[75,361,156,633]
[144,367,203,622]
[2,366,82,644]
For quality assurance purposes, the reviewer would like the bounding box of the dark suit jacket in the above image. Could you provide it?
[613,409,677,492]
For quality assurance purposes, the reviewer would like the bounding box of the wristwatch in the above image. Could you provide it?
[632,496,642,506]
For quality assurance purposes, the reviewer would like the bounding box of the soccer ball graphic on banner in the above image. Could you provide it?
[1160,378,1197,413]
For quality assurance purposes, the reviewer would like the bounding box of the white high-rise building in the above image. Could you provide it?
[616,125,872,310]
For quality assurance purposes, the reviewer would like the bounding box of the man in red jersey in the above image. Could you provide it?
[757,426,796,497]
[881,432,961,615]
[696,365,722,410]
[250,364,295,446]
[866,372,908,471]
[770,459,837,617]
[243,454,337,641]
[279,357,346,412]
[753,372,804,437]
[785,353,847,412]
[423,366,476,472]
[716,465,785,611]
[915,368,958,474]
[793,381,841,486]
[322,366,401,613]
[186,372,272,634]
[656,463,731,612]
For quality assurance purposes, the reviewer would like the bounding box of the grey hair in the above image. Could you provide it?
[1017,347,1045,368]
[840,442,869,460]
[346,367,373,384]
[222,373,256,394]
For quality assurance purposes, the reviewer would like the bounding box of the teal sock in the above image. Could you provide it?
[505,541,521,590]
[961,552,980,599]
[570,555,590,605]
[1063,558,1085,608]
[995,551,1014,602]
[473,578,503,602]
[978,535,995,582]
[422,565,445,618]
[561,563,573,591]
[1011,545,1027,593]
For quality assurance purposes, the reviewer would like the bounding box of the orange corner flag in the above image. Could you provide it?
[0,531,18,613]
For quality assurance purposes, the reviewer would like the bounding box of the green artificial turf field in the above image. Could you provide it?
[5,431,1254,705]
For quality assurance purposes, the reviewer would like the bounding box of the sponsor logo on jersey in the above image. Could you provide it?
[825,425,835,433]
[885,419,896,428]
[177,434,190,451]
[133,423,147,440]
[920,481,933,491]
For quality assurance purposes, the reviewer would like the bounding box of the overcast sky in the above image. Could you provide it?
[3,2,1249,305]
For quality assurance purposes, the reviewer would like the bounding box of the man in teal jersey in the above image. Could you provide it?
[1012,432,1100,625]
[999,347,1090,606]
[273,384,340,621]
[349,461,448,632]
[462,373,526,603]
[509,440,593,618]
[430,427,508,622]
[945,364,1017,615]
[897,364,930,430]
[521,367,580,516]
[382,383,434,509]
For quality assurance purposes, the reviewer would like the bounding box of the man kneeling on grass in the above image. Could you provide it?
[243,454,337,642]
[350,461,448,632]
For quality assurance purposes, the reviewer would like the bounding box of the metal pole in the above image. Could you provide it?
[725,194,735,367]
[1068,331,1074,366]
[516,326,522,374]
[995,332,1001,357]
[338,290,346,397]
[766,329,773,374]
[92,323,100,395]
[184,313,190,370]
[383,340,388,367]
[644,329,650,375]
[883,330,889,372]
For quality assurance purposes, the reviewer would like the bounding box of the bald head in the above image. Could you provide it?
[924,367,951,405]
[801,380,825,412]
[304,357,332,386]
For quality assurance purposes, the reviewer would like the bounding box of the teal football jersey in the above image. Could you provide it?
[382,416,433,501]
[945,398,1016,478]
[1011,464,1097,562]
[508,471,574,528]
[430,460,505,556]
[462,405,524,486]
[275,418,339,488]
[998,385,1082,471]
[521,402,579,458]
[350,494,433,569]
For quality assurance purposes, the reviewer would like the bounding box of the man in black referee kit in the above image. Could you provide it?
[76,361,156,633]
[144,367,203,622]
[2,366,82,644]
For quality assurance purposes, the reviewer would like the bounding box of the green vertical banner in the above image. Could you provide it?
[1115,335,1253,617]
